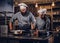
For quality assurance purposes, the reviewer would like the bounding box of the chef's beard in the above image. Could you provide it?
[41,15,46,21]
[21,11,29,16]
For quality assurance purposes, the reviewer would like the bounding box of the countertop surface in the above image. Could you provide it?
[0,31,54,40]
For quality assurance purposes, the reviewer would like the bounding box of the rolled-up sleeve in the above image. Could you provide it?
[30,13,36,24]
[10,14,17,22]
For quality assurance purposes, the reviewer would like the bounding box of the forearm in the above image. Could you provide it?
[9,22,13,30]
[31,23,35,30]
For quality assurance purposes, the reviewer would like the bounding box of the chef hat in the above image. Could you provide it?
[18,3,28,7]
[38,8,47,14]
[18,3,28,10]
[20,6,26,10]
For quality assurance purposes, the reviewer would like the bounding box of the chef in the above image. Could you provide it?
[9,3,36,31]
[36,8,50,30]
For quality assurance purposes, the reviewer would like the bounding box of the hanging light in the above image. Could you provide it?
[52,2,55,6]
[35,3,38,8]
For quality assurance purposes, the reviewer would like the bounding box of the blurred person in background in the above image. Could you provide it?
[34,8,50,37]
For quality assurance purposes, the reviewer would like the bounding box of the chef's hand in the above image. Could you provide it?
[34,29,38,36]
[20,30,22,34]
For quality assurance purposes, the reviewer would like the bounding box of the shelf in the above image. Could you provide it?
[53,20,60,22]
